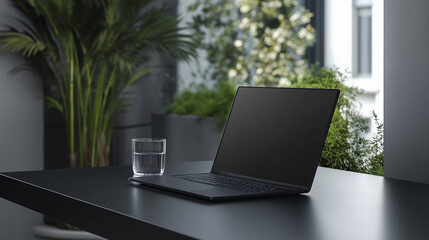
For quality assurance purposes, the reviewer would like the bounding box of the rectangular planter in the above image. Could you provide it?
[151,114,221,163]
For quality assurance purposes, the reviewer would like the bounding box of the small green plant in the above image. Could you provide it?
[165,80,235,129]
[367,111,384,176]
[289,67,384,175]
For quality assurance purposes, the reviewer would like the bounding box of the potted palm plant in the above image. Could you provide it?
[0,0,195,169]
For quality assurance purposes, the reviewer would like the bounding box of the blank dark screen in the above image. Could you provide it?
[212,87,339,189]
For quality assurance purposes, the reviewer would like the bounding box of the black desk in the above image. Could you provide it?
[1,161,429,240]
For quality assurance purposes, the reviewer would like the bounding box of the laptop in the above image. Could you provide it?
[130,87,339,201]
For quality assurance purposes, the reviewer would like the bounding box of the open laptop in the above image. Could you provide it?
[130,87,339,201]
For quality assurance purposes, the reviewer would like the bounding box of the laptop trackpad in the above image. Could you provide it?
[160,179,244,198]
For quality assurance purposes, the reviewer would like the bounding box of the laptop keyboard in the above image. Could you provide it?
[176,173,290,193]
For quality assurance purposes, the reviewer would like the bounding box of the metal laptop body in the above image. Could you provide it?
[130,87,340,201]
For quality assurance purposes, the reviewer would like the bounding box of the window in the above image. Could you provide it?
[353,0,372,77]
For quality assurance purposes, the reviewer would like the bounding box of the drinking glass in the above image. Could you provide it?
[131,138,166,177]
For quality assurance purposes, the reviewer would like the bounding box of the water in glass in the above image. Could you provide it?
[133,152,165,176]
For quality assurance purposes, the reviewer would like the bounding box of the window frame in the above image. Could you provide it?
[352,0,373,78]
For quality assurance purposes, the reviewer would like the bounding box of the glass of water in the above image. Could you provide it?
[131,138,166,177]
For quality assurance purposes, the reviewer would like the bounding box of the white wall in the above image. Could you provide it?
[0,1,44,239]
[325,0,353,72]
[372,0,384,122]
[324,0,384,134]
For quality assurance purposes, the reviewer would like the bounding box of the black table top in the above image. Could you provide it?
[1,161,429,240]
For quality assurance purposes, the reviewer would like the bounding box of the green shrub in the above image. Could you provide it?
[165,80,235,129]
[367,112,384,176]
[290,67,384,175]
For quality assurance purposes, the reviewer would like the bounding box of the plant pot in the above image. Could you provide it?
[151,114,221,163]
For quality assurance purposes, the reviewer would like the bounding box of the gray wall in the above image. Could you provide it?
[0,1,43,239]
[0,54,43,239]
[384,0,429,184]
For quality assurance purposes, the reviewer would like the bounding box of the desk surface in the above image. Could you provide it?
[1,161,429,240]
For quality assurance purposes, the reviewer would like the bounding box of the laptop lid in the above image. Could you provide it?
[211,87,339,192]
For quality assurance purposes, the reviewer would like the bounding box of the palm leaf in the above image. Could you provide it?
[46,96,63,113]
[0,32,45,57]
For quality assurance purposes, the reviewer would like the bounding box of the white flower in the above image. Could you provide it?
[264,36,272,45]
[298,28,307,39]
[240,5,251,13]
[302,12,312,23]
[241,70,249,80]
[268,0,282,8]
[234,40,243,48]
[256,68,263,75]
[250,23,258,36]
[228,69,237,78]
[290,12,300,22]
[279,77,291,86]
[306,32,315,42]
[272,29,281,39]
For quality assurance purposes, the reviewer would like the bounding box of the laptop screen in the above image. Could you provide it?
[212,87,339,190]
